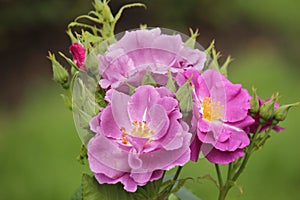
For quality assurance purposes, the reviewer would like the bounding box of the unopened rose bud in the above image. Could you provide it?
[259,93,279,123]
[48,52,69,89]
[250,87,259,115]
[274,102,300,122]
[69,43,86,71]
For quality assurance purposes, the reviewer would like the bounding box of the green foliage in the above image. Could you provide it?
[142,70,157,86]
[205,40,233,77]
[176,79,193,115]
[184,28,199,49]
[166,71,176,93]
[48,52,70,89]
[72,75,100,145]
[81,174,135,200]
[67,0,145,49]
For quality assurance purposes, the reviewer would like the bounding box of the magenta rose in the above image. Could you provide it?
[98,28,206,90]
[69,42,86,71]
[88,85,192,192]
[182,69,254,164]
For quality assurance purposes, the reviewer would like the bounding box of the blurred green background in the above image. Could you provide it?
[0,0,299,199]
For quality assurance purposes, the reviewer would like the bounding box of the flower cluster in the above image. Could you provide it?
[83,28,256,191]
[48,1,299,199]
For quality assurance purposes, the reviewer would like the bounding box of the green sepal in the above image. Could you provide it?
[166,71,176,93]
[219,55,233,78]
[140,24,148,29]
[259,92,279,123]
[250,87,259,115]
[204,40,232,77]
[126,83,136,95]
[58,51,79,71]
[274,102,300,121]
[61,94,72,111]
[185,28,199,49]
[48,52,70,89]
[111,3,146,33]
[176,79,193,114]
[142,70,157,86]
[67,29,78,44]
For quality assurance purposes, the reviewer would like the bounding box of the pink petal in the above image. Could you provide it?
[111,90,132,130]
[128,85,160,122]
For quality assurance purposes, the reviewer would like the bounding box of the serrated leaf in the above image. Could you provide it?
[82,174,135,200]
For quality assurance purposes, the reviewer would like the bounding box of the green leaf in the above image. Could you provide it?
[176,80,193,114]
[82,174,135,200]
[72,74,100,145]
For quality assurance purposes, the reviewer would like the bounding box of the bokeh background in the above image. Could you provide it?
[0,0,299,199]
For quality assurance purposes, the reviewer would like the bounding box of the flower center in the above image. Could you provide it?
[202,97,224,121]
[131,120,154,137]
[120,120,154,144]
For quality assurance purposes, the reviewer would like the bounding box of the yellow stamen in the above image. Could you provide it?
[202,97,224,121]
